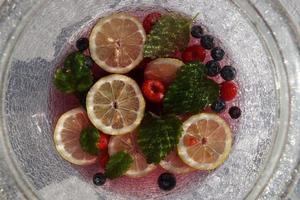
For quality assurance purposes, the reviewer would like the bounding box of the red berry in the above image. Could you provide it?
[97,133,110,151]
[182,45,206,63]
[99,151,109,169]
[142,80,165,103]
[220,81,238,101]
[143,12,162,34]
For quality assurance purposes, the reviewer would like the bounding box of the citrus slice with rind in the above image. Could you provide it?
[108,131,156,178]
[160,149,195,174]
[144,58,184,86]
[53,107,98,165]
[89,13,146,74]
[178,113,232,170]
[86,74,145,135]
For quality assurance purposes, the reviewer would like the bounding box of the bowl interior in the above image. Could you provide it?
[2,0,279,199]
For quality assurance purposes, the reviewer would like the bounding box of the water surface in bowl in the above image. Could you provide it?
[49,7,241,198]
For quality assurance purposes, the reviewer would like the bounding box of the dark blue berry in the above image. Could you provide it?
[158,173,176,191]
[229,106,241,119]
[211,99,226,113]
[76,37,89,51]
[191,25,203,38]
[93,173,106,186]
[220,66,237,81]
[201,35,214,50]
[206,60,221,77]
[211,47,225,61]
[85,56,94,68]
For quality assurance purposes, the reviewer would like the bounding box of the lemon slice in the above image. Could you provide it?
[54,107,97,165]
[178,113,232,170]
[86,74,145,135]
[144,58,184,86]
[160,149,195,174]
[108,131,156,178]
[89,13,146,74]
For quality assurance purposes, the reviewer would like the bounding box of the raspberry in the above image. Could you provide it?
[97,133,110,150]
[142,80,165,103]
[143,12,162,34]
[182,45,206,63]
[220,81,238,101]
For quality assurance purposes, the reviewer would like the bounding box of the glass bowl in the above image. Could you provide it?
[0,0,300,199]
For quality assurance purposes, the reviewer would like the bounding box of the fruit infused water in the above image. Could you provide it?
[50,7,241,198]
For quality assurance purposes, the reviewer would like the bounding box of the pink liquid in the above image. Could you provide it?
[49,7,241,198]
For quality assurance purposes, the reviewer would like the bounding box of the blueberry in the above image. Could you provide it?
[85,56,94,68]
[211,47,225,61]
[211,99,226,113]
[229,106,241,119]
[191,25,203,38]
[220,66,237,81]
[158,173,176,191]
[76,37,89,51]
[93,173,106,186]
[201,35,214,50]
[206,60,221,77]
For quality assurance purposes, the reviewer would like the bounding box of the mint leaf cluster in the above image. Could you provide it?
[54,52,93,93]
[79,127,100,155]
[163,62,219,114]
[138,114,182,164]
[105,151,133,179]
[143,14,190,58]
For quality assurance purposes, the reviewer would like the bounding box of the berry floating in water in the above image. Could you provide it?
[182,45,206,63]
[158,172,176,191]
[211,47,225,61]
[143,12,162,34]
[211,99,226,113]
[142,80,165,103]
[76,37,89,51]
[220,66,237,81]
[201,35,214,50]
[229,106,241,119]
[191,25,203,38]
[220,81,238,101]
[206,60,221,77]
[93,173,106,186]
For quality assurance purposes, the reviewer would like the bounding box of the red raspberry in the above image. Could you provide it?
[182,45,206,63]
[143,12,162,34]
[220,81,238,101]
[99,151,109,169]
[142,80,165,103]
[97,133,110,151]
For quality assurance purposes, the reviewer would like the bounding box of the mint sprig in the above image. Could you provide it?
[163,62,220,114]
[137,114,182,164]
[105,151,133,179]
[54,52,93,93]
[79,127,100,155]
[143,14,191,58]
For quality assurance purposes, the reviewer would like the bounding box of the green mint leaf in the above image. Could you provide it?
[137,114,182,164]
[143,14,190,58]
[53,68,76,93]
[54,52,93,93]
[79,127,100,155]
[163,62,220,114]
[105,151,133,179]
